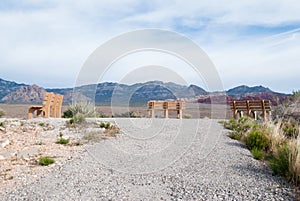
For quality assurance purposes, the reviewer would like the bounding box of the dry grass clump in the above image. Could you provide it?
[223,92,300,185]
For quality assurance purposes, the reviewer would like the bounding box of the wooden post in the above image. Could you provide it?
[232,101,237,119]
[246,100,250,117]
[151,109,155,118]
[178,109,182,119]
[163,102,168,118]
[261,100,266,121]
[240,111,244,118]
[164,109,169,118]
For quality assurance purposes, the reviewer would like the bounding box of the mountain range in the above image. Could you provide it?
[0,78,289,106]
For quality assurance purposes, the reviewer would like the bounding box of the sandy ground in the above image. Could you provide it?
[2,118,296,200]
[0,103,232,119]
[0,117,117,197]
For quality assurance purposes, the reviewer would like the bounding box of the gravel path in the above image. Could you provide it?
[3,119,296,200]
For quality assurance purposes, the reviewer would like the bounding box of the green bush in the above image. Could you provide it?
[270,144,290,177]
[0,109,5,118]
[100,122,111,129]
[224,117,254,140]
[228,132,243,140]
[62,109,74,118]
[251,148,264,160]
[0,122,4,127]
[100,122,106,128]
[69,118,75,124]
[56,138,69,144]
[69,114,86,124]
[39,156,55,166]
[56,132,69,144]
[244,128,269,151]
[281,121,299,138]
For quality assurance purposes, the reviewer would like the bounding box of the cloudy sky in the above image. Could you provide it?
[0,0,299,93]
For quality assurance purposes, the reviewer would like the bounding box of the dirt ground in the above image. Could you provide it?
[0,103,232,119]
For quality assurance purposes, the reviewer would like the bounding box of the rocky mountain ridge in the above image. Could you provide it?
[0,78,290,105]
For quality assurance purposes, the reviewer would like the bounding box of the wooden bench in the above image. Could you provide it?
[148,101,185,119]
[230,100,272,120]
[28,92,64,119]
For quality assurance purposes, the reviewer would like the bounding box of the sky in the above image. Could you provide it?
[0,0,300,93]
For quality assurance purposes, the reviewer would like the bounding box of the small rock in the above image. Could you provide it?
[1,139,10,148]
[0,126,5,132]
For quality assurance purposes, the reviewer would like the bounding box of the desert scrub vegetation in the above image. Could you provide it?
[104,125,120,137]
[223,117,254,140]
[0,108,5,117]
[183,114,192,119]
[223,93,300,185]
[39,156,55,166]
[82,132,101,143]
[99,122,120,137]
[64,102,96,124]
[113,111,143,118]
[100,122,110,129]
[56,132,69,145]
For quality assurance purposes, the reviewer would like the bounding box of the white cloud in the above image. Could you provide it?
[0,0,299,93]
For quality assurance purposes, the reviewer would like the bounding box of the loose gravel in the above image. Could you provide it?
[3,118,296,200]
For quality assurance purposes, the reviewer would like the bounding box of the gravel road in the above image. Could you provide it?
[3,118,296,200]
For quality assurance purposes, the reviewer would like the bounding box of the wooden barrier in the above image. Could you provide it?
[28,92,64,119]
[147,101,185,119]
[230,100,272,120]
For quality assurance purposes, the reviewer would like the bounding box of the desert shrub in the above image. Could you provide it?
[82,132,100,142]
[251,148,264,160]
[98,111,110,118]
[56,138,69,144]
[0,109,5,118]
[100,122,111,129]
[228,132,243,140]
[244,127,269,151]
[67,102,95,124]
[281,121,299,138]
[105,123,109,128]
[71,102,95,117]
[183,114,192,119]
[69,114,86,124]
[113,111,143,118]
[105,125,120,137]
[62,109,74,118]
[270,143,290,177]
[56,132,69,144]
[0,122,4,127]
[39,156,55,166]
[224,117,254,140]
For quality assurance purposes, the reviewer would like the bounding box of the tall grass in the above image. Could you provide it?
[224,115,300,185]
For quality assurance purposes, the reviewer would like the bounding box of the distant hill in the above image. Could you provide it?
[0,78,27,100]
[1,84,46,104]
[196,84,288,105]
[0,77,289,105]
[226,85,273,96]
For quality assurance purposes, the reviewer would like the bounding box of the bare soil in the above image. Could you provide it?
[0,103,232,119]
